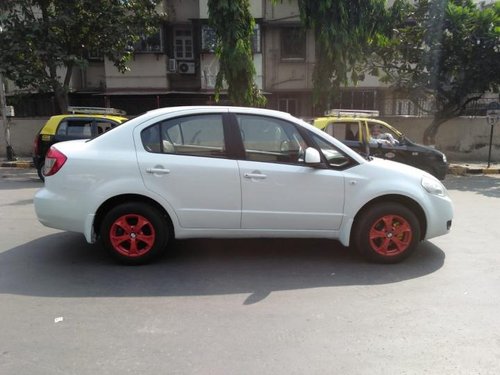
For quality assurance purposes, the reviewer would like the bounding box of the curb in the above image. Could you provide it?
[448,164,500,176]
[0,160,35,168]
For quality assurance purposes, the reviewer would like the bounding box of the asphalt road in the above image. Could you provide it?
[1,168,499,375]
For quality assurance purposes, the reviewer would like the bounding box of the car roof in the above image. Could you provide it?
[313,116,402,136]
[141,105,297,119]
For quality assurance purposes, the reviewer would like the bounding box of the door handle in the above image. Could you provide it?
[146,168,170,174]
[244,172,267,179]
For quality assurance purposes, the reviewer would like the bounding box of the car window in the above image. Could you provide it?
[56,119,93,138]
[368,121,400,146]
[141,114,226,157]
[310,133,352,168]
[236,114,306,164]
[325,121,359,141]
[95,121,114,135]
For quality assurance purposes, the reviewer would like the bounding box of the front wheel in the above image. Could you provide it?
[353,203,421,263]
[101,203,170,264]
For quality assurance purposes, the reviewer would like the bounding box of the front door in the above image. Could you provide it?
[365,120,408,163]
[234,114,345,231]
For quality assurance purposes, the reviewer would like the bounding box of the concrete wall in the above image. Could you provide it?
[1,116,499,163]
[382,116,500,162]
[1,117,46,158]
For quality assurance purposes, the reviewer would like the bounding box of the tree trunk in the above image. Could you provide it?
[54,86,69,114]
[422,116,448,145]
[49,62,72,114]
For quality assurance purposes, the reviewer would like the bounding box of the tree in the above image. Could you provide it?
[297,0,387,111]
[375,0,500,144]
[0,0,162,113]
[208,0,266,107]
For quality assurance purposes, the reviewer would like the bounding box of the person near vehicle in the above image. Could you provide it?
[370,124,398,146]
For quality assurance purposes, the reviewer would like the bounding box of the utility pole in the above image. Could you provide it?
[0,22,15,161]
[0,71,15,161]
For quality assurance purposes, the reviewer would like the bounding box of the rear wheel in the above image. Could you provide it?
[354,203,420,263]
[101,203,169,264]
[36,162,45,182]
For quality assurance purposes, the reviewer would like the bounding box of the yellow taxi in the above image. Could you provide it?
[313,110,448,180]
[32,107,128,181]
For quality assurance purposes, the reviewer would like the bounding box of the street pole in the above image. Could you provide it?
[0,71,15,161]
[487,123,494,168]
[486,102,500,169]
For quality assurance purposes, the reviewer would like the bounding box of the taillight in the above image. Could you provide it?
[44,147,67,177]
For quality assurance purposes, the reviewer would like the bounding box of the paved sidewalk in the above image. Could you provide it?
[1,157,499,175]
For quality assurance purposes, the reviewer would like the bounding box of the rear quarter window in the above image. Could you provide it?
[56,119,94,138]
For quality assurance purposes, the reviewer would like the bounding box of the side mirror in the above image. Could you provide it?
[305,147,321,165]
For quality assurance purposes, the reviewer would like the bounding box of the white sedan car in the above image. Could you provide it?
[34,106,453,264]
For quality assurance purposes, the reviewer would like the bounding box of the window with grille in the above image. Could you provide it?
[174,28,193,59]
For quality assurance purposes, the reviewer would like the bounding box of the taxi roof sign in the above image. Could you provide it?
[324,109,380,118]
[67,106,127,116]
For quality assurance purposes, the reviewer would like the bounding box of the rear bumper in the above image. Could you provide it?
[34,188,89,235]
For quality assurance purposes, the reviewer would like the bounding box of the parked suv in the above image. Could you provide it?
[313,110,448,180]
[32,106,128,181]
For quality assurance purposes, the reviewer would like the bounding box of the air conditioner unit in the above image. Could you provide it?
[178,61,195,74]
[167,58,177,72]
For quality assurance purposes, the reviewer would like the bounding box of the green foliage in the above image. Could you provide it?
[297,0,387,110]
[0,0,162,112]
[208,0,266,107]
[375,0,500,143]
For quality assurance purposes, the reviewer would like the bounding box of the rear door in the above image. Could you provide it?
[135,112,242,229]
[325,120,363,153]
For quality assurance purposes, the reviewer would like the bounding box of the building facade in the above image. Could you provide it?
[5,0,494,118]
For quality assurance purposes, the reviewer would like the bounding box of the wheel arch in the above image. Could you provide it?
[351,194,427,242]
[93,194,175,239]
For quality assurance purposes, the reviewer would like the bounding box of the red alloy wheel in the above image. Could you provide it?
[369,214,413,256]
[109,214,156,258]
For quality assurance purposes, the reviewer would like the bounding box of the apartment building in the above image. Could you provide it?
[5,0,421,117]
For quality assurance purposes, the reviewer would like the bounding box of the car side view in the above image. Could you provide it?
[313,110,448,180]
[32,106,128,181]
[34,106,453,265]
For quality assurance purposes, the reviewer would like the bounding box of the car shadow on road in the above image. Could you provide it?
[444,175,500,198]
[0,233,445,304]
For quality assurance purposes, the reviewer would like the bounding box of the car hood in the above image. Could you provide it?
[367,156,433,180]
[404,138,446,156]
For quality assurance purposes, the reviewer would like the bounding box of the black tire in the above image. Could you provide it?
[353,202,421,263]
[37,163,45,182]
[101,202,170,264]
